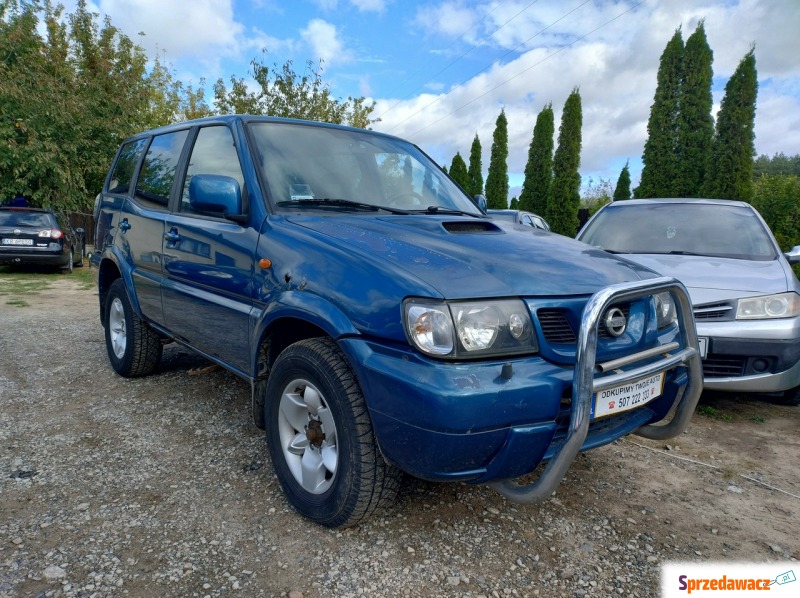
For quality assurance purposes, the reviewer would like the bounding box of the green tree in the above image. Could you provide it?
[636,28,684,198]
[751,175,800,253]
[485,109,509,209]
[518,103,554,215]
[582,177,613,216]
[754,153,800,177]
[703,48,758,200]
[214,55,377,128]
[675,21,714,197]
[0,0,151,211]
[448,152,469,190]
[509,197,519,209]
[547,89,583,235]
[467,134,483,196]
[613,162,632,201]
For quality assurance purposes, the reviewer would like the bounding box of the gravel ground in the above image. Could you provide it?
[1,273,798,598]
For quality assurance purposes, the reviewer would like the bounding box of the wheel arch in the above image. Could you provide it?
[96,253,143,325]
[250,293,361,428]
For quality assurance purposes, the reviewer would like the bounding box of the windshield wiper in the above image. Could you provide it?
[276,198,407,215]
[405,205,483,218]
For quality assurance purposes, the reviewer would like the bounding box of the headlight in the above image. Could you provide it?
[654,292,677,329]
[404,299,537,359]
[736,292,800,320]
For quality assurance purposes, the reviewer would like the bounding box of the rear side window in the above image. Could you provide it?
[181,126,244,215]
[108,139,147,194]
[135,131,189,208]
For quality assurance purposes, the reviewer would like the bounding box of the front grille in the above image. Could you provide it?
[694,302,734,321]
[537,303,633,344]
[703,355,747,378]
[537,309,576,344]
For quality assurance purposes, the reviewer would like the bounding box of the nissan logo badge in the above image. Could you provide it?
[604,307,627,337]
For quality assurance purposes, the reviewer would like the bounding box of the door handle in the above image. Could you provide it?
[164,228,181,243]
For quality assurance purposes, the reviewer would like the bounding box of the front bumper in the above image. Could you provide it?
[698,318,800,393]
[343,277,703,502]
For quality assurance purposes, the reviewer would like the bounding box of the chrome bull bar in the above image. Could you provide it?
[490,276,703,504]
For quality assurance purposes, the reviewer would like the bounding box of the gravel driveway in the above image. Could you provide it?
[1,273,798,597]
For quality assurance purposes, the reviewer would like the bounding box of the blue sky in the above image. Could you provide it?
[83,0,800,200]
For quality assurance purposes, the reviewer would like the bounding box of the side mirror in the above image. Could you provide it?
[473,194,487,213]
[189,174,243,219]
[784,245,800,265]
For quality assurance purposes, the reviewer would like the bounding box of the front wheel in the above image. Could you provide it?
[766,386,800,406]
[104,279,162,377]
[265,338,401,527]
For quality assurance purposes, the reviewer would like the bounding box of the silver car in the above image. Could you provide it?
[487,209,551,231]
[577,198,800,405]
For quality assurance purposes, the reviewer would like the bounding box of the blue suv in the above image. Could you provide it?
[91,115,702,527]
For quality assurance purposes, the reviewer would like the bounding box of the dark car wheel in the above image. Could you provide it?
[265,338,401,528]
[61,249,74,273]
[769,386,800,407]
[104,279,162,377]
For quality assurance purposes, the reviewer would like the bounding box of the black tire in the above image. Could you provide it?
[61,249,74,273]
[265,338,401,528]
[104,279,162,377]
[766,386,800,406]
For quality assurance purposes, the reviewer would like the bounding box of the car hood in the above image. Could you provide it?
[614,253,792,304]
[287,215,657,299]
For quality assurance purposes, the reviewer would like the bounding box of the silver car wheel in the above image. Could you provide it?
[108,297,127,360]
[277,378,338,494]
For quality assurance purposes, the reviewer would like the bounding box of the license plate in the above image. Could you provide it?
[2,238,33,245]
[697,337,708,359]
[593,372,665,419]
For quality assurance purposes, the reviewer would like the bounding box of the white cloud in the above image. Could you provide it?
[98,0,244,61]
[375,0,800,196]
[300,19,354,67]
[413,1,478,39]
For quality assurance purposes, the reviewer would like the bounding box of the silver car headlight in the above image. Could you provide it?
[736,292,800,320]
[404,299,538,359]
[654,292,677,329]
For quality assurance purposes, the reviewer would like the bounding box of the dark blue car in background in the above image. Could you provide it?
[90,115,702,527]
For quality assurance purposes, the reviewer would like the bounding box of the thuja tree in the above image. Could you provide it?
[449,152,470,190]
[467,134,484,196]
[704,48,758,201]
[636,29,684,198]
[518,103,554,216]
[675,21,714,197]
[613,162,632,201]
[547,89,583,236]
[485,109,509,209]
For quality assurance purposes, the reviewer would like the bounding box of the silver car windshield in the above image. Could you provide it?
[580,203,778,261]
[248,122,482,216]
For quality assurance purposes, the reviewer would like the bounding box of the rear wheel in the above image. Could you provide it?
[104,279,162,377]
[265,338,401,527]
[61,249,74,273]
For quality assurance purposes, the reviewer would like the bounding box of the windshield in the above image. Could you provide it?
[248,122,482,216]
[579,202,777,261]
